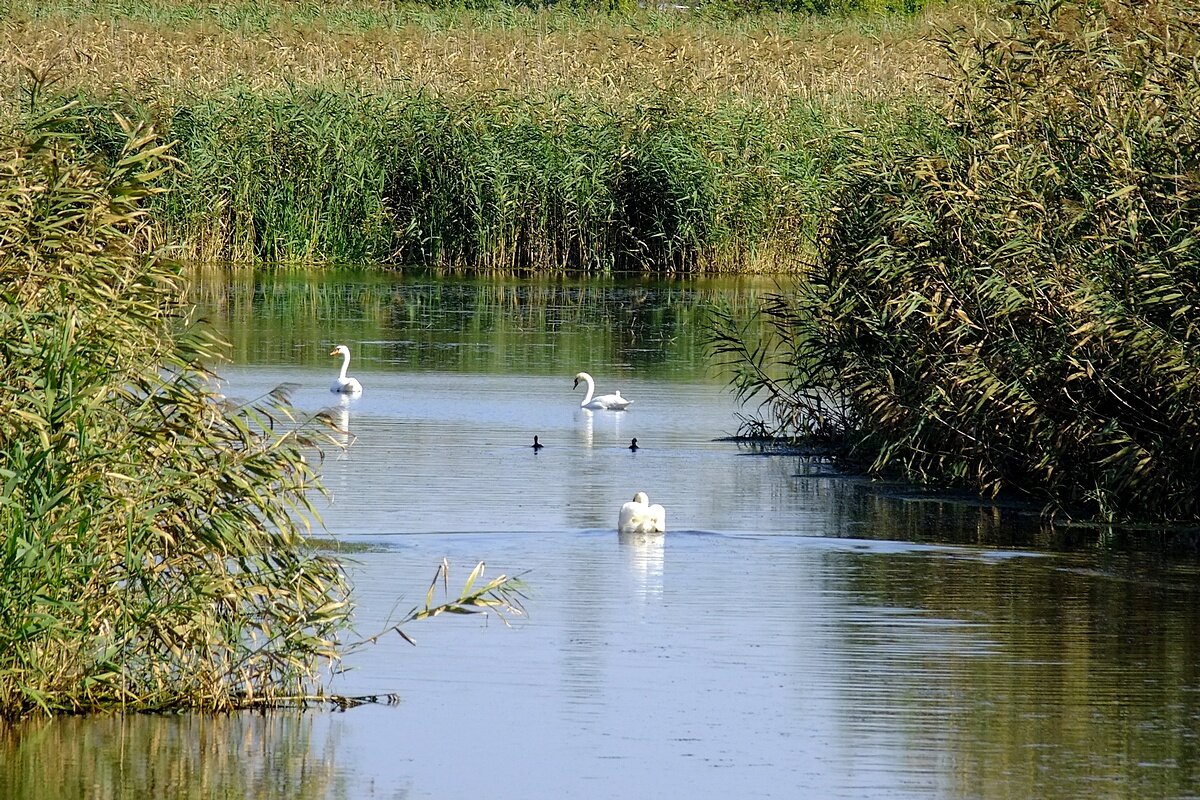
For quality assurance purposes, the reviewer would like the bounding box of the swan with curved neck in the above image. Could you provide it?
[618,491,666,534]
[573,372,632,410]
[330,345,363,394]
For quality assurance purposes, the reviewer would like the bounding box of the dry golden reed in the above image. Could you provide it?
[0,0,950,115]
[0,0,958,272]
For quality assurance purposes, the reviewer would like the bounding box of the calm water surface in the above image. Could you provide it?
[4,271,1200,800]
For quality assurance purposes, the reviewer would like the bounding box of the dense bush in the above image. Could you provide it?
[716,0,1200,521]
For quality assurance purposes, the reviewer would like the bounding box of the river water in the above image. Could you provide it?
[3,270,1200,799]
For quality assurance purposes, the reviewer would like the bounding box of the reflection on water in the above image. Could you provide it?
[329,394,354,452]
[618,530,665,603]
[7,535,1200,800]
[5,271,1200,799]
[0,712,349,800]
[187,268,773,381]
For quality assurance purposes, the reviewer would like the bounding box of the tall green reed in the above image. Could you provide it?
[0,100,353,717]
[89,88,832,272]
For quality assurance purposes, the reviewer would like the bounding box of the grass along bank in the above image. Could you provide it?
[1,0,953,272]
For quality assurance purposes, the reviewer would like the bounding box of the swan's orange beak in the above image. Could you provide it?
[329,348,339,356]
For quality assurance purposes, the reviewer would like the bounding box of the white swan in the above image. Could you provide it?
[618,491,666,535]
[574,372,632,410]
[329,345,363,394]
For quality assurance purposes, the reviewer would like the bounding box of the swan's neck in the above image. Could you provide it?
[580,374,595,406]
[339,351,351,380]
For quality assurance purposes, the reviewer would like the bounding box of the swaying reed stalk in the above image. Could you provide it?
[713,0,1200,522]
[357,559,527,651]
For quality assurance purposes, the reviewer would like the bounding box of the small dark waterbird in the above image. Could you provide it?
[532,435,544,452]
[629,437,639,451]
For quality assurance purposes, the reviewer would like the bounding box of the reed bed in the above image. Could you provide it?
[1,1,947,111]
[0,0,952,271]
[713,0,1200,521]
[58,87,922,272]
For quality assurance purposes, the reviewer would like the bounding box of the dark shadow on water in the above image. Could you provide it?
[739,448,1200,556]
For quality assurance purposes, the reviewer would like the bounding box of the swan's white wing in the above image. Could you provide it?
[619,501,646,534]
[591,392,632,410]
[646,504,666,533]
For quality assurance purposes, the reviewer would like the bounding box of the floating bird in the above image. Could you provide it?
[629,437,639,451]
[573,371,632,411]
[618,491,666,535]
[329,345,363,394]
[532,435,544,452]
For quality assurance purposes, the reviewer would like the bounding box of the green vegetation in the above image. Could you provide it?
[0,0,948,272]
[714,0,1200,522]
[0,102,524,719]
[0,101,347,716]
[156,90,855,271]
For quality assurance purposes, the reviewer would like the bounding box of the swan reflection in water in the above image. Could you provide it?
[329,394,356,457]
[579,409,593,448]
[577,408,623,449]
[618,530,665,602]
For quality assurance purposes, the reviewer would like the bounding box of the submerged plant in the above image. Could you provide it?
[714,0,1200,521]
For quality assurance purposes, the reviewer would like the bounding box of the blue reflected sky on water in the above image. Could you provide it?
[217,363,848,536]
[3,272,1200,800]
[200,274,1200,800]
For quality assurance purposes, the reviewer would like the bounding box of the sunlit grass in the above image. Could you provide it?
[0,0,961,271]
[0,0,951,114]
